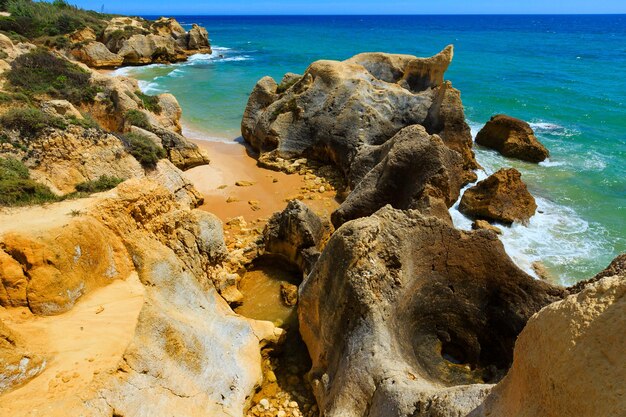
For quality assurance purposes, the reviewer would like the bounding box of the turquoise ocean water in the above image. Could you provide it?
[116,15,626,284]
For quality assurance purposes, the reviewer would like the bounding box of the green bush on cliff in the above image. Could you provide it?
[124,109,151,129]
[7,49,99,104]
[0,107,67,137]
[74,175,123,193]
[0,156,59,206]
[136,91,162,114]
[0,0,112,39]
[120,132,166,169]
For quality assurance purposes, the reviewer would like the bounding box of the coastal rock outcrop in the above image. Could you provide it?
[475,115,549,163]
[242,46,478,181]
[469,274,625,417]
[459,168,537,224]
[299,206,565,417]
[70,41,124,68]
[0,178,282,416]
[331,125,467,227]
[263,199,326,273]
[68,16,211,68]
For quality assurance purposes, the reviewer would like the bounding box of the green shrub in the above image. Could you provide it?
[74,175,123,193]
[135,91,162,114]
[0,107,67,137]
[7,49,99,104]
[0,0,114,39]
[124,109,151,129]
[0,92,12,103]
[0,156,29,180]
[67,113,101,130]
[120,132,165,169]
[0,156,59,206]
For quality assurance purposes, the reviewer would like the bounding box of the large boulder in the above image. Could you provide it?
[459,168,537,225]
[331,124,468,227]
[70,41,123,68]
[476,115,549,163]
[150,17,186,39]
[242,46,478,179]
[263,199,326,273]
[299,206,566,417]
[117,34,186,65]
[469,274,625,417]
[187,23,211,51]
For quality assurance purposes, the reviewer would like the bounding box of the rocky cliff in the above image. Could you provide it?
[70,17,211,68]
[0,170,282,416]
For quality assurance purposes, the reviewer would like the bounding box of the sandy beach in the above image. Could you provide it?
[184,138,339,224]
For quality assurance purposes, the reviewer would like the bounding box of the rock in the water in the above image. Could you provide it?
[299,206,565,417]
[331,125,468,227]
[459,168,537,224]
[70,41,123,68]
[472,219,502,235]
[475,114,549,163]
[280,282,298,306]
[264,200,326,273]
[469,275,625,417]
[187,24,211,51]
[242,46,478,179]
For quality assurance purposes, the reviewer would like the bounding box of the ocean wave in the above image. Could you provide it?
[137,80,165,94]
[450,190,609,284]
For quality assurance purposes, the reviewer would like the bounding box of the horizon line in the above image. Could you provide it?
[135,13,626,16]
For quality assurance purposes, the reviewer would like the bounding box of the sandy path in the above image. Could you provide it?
[185,139,339,223]
[0,274,144,413]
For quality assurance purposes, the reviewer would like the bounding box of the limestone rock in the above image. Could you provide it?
[476,114,549,163]
[469,275,625,417]
[70,41,123,68]
[187,24,211,51]
[459,168,537,224]
[0,178,282,416]
[68,27,97,43]
[241,46,477,181]
[472,219,502,235]
[280,282,298,306]
[13,125,144,195]
[331,125,468,227]
[150,17,186,39]
[299,206,565,417]
[0,320,46,394]
[117,34,186,65]
[263,200,325,272]
[0,217,133,315]
[40,99,83,120]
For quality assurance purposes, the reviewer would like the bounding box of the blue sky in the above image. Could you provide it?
[70,0,626,15]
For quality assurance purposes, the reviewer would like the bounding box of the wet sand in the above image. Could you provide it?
[184,138,339,224]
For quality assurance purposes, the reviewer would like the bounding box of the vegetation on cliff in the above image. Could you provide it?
[7,49,99,104]
[0,0,114,40]
[0,156,57,205]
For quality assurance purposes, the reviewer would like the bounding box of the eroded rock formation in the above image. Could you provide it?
[475,115,549,163]
[242,46,477,175]
[263,199,327,273]
[69,17,211,68]
[459,168,537,225]
[299,206,565,417]
[469,274,625,417]
[0,175,281,415]
[332,125,469,227]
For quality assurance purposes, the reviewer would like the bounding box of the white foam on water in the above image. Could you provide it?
[137,80,165,94]
[451,119,610,282]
